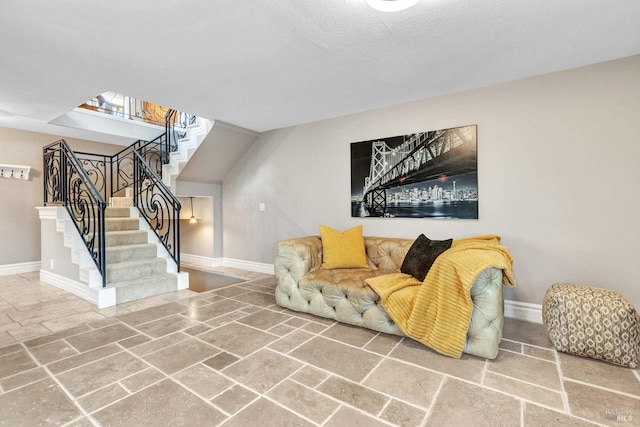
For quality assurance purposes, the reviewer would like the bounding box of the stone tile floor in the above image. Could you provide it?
[0,268,638,426]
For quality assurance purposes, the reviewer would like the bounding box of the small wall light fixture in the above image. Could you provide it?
[189,197,197,224]
[367,0,420,12]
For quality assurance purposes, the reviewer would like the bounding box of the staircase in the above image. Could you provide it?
[162,115,212,190]
[42,108,212,308]
[52,205,188,308]
[104,207,180,305]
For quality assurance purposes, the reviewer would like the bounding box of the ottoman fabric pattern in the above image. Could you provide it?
[542,283,640,368]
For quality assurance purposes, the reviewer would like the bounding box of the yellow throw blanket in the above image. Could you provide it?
[366,235,515,358]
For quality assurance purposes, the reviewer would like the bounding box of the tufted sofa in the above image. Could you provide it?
[274,236,506,359]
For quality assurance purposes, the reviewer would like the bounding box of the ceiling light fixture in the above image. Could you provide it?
[189,197,197,224]
[367,0,420,12]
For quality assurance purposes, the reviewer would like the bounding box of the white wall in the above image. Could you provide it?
[223,55,640,308]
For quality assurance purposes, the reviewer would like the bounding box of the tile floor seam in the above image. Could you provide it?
[266,326,325,356]
[90,370,225,421]
[319,403,344,427]
[358,346,388,385]
[311,332,404,361]
[163,375,233,421]
[288,358,435,417]
[39,360,94,424]
[213,318,283,339]
[213,393,262,420]
[554,346,573,415]
[499,346,558,364]
[477,378,571,417]
[260,385,327,426]
[122,309,191,329]
[188,364,243,408]
[420,375,446,426]
[562,377,640,400]
[39,345,127,376]
[519,400,524,427]
[480,358,489,385]
[483,370,565,394]
[324,400,398,427]
[116,358,171,391]
[633,369,640,382]
[375,395,393,419]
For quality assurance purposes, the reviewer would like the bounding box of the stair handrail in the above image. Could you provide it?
[165,109,198,157]
[43,140,107,287]
[110,135,166,197]
[132,150,181,270]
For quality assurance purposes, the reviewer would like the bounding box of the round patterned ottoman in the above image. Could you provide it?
[542,283,639,368]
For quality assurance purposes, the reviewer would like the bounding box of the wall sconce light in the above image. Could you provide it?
[189,197,197,224]
[0,164,31,180]
[367,0,420,12]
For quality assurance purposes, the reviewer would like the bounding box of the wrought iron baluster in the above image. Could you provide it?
[133,150,181,270]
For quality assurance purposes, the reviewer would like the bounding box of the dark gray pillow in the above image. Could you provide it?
[400,234,453,281]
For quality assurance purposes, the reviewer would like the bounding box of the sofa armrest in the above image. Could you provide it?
[275,237,323,309]
[464,267,505,359]
[275,236,322,284]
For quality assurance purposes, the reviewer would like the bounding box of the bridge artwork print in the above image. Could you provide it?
[350,125,478,219]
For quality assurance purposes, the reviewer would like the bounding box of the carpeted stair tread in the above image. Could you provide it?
[109,273,177,305]
[106,243,157,263]
[105,230,148,247]
[106,258,167,283]
[105,217,140,232]
[105,207,132,218]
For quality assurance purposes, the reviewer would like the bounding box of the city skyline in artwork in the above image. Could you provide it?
[350,125,478,219]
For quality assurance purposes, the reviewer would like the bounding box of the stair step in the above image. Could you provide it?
[105,207,131,218]
[105,217,139,232]
[110,197,133,208]
[105,230,148,247]
[110,273,177,305]
[106,258,167,283]
[106,243,157,263]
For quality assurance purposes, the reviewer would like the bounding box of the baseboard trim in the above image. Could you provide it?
[0,261,41,276]
[222,258,274,275]
[180,254,222,269]
[504,299,543,324]
[40,269,96,303]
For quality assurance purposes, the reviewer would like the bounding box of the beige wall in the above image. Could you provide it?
[0,127,122,266]
[177,195,214,258]
[223,55,640,308]
[175,180,223,259]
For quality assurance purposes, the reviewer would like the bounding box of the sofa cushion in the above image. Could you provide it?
[400,234,452,281]
[319,225,369,269]
[299,267,401,333]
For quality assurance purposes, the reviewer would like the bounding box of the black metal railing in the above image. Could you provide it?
[165,109,197,154]
[133,151,181,266]
[41,108,200,286]
[81,92,170,127]
[43,140,107,286]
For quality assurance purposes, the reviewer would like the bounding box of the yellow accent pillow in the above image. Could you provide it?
[319,225,369,269]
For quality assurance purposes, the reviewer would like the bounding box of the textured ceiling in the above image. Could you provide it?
[0,0,639,134]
